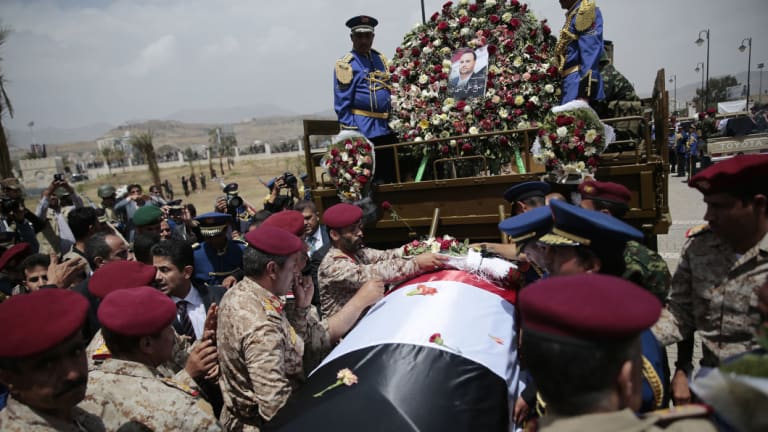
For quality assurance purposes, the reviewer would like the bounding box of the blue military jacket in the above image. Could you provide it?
[193,239,245,285]
[556,0,605,103]
[333,49,392,139]
[640,329,670,412]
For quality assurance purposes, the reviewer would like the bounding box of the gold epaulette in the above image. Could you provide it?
[92,343,111,361]
[685,224,710,238]
[644,404,711,425]
[335,54,354,85]
[641,355,664,410]
[160,376,200,397]
[374,49,389,68]
[575,0,597,32]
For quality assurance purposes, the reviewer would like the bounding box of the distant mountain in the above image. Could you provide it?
[7,122,114,147]
[164,104,297,124]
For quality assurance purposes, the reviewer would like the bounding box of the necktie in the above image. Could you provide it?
[176,300,196,340]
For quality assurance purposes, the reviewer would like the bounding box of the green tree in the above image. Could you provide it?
[130,131,161,187]
[0,25,15,178]
[692,75,738,111]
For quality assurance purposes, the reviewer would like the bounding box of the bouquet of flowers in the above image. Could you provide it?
[322,132,375,202]
[403,235,470,256]
[533,100,611,182]
[388,0,561,174]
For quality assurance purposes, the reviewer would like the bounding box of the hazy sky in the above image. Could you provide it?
[2,0,767,130]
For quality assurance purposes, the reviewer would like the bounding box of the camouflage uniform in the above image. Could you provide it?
[79,358,220,431]
[317,246,422,317]
[539,408,716,432]
[601,63,639,103]
[623,240,671,303]
[651,227,768,366]
[217,277,330,431]
[0,397,105,431]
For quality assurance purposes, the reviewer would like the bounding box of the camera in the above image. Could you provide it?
[0,197,19,215]
[280,172,297,189]
[53,173,64,182]
[169,205,184,217]
[226,193,243,214]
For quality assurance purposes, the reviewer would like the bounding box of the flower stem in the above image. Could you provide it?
[313,380,342,397]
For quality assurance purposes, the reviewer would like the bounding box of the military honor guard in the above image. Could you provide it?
[0,289,105,431]
[554,0,604,104]
[192,212,245,288]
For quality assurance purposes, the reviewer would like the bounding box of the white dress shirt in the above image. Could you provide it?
[172,285,205,339]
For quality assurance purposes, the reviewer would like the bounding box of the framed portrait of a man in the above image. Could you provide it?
[447,46,489,100]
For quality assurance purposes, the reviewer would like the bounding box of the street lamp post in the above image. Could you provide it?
[668,75,677,115]
[695,62,705,111]
[738,37,752,110]
[695,29,710,109]
[759,62,765,105]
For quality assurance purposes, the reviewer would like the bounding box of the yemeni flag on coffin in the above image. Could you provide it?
[265,270,521,431]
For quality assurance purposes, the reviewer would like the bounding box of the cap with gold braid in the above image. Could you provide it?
[194,212,232,238]
[538,199,642,251]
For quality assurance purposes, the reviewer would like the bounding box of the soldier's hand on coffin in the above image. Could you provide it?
[414,253,449,271]
[353,279,385,307]
[293,273,315,309]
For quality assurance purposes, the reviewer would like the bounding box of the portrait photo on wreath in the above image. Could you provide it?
[447,46,489,100]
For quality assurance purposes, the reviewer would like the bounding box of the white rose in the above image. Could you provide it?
[430,242,441,253]
[414,137,423,142]
[460,27,471,36]
[441,47,451,55]
[418,74,429,85]
[529,96,539,105]
[577,161,586,171]
[439,131,451,139]
[557,126,568,138]
[459,0,469,4]
[341,153,349,162]
[442,59,452,69]
[544,84,555,94]
[585,129,597,144]
[486,0,497,7]
[458,9,468,16]
[499,108,509,118]
[513,57,523,67]
[502,12,513,22]
[433,39,442,47]
[431,115,442,126]
[423,46,433,54]
[464,104,472,113]
[469,126,479,135]
[449,139,458,147]
[424,132,434,140]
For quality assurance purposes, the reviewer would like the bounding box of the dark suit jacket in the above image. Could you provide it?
[171,280,225,339]
[309,242,332,316]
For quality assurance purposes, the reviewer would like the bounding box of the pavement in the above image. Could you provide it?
[656,170,705,373]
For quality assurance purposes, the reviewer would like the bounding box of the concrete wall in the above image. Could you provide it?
[19,157,65,189]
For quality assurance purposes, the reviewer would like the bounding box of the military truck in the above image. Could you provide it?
[302,71,671,249]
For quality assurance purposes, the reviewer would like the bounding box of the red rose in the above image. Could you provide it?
[401,69,410,77]
[430,12,440,22]
[461,143,473,152]
[437,21,448,31]
[525,101,536,111]
[549,133,557,142]
[487,44,497,55]
[429,333,441,343]
[329,167,338,175]
[510,18,521,29]
[442,1,453,10]
[331,148,339,156]
[434,64,443,73]
[459,15,470,25]
[515,109,523,117]
[489,14,500,24]
[411,47,420,56]
[468,4,478,12]
[413,60,420,68]
[577,120,586,129]
[481,119,493,130]
[439,72,448,80]
[542,24,551,35]
[521,3,527,12]
[456,100,467,111]
[441,239,455,249]
[593,135,602,144]
[499,136,510,145]
[511,0,520,6]
[486,79,494,89]
[537,129,546,137]
[547,66,558,77]
[525,45,536,55]
[504,39,514,49]
[588,157,599,167]
[381,201,392,210]
[412,240,420,247]
[391,74,400,83]
[358,175,368,184]
[577,144,585,154]
[389,65,396,73]
[441,145,450,154]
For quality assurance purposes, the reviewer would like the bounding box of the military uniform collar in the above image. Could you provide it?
[540,408,656,432]
[240,277,284,312]
[96,357,163,380]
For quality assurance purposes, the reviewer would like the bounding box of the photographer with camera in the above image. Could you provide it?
[214,183,255,233]
[34,174,83,254]
[0,196,39,253]
[263,172,301,213]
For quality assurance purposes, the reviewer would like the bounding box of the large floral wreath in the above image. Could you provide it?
[388,0,561,174]
[322,132,375,202]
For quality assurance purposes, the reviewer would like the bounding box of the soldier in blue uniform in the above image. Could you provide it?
[498,206,553,286]
[538,200,670,412]
[334,15,398,183]
[192,212,244,288]
[554,0,605,104]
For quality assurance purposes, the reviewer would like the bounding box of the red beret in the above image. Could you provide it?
[323,203,363,229]
[0,289,88,357]
[520,274,661,342]
[88,260,157,299]
[0,242,32,271]
[98,286,175,337]
[689,154,768,195]
[262,210,305,236]
[244,225,303,255]
[578,180,631,205]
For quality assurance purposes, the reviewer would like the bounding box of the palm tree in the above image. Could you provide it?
[130,130,161,187]
[100,147,114,174]
[0,25,15,178]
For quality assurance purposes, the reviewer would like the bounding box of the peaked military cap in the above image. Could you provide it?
[503,181,551,203]
[195,212,232,237]
[538,199,642,252]
[346,15,378,33]
[223,183,239,194]
[498,206,553,246]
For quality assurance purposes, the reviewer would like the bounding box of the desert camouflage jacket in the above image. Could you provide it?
[652,228,768,366]
[0,397,105,431]
[217,277,329,431]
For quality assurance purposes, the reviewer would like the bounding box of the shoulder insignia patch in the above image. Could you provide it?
[260,295,284,315]
[685,224,710,238]
[160,377,200,397]
[575,0,597,32]
[335,54,354,85]
[374,50,389,68]
[92,343,111,361]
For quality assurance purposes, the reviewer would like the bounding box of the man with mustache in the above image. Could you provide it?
[652,155,768,404]
[0,289,105,430]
